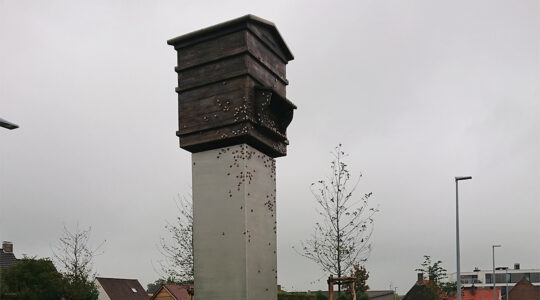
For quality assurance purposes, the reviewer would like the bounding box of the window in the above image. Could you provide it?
[460,274,478,284]
[131,288,138,293]
[488,273,512,284]
[495,273,506,283]
[530,272,540,283]
[510,273,530,283]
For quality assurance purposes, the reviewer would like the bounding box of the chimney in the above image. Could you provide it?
[417,273,424,283]
[2,241,13,253]
[514,263,520,270]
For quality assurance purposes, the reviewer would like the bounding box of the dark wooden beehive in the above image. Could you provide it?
[167,15,295,157]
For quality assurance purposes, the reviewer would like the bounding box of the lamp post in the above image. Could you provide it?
[455,176,472,300]
[493,244,501,300]
[505,267,509,300]
[0,117,19,130]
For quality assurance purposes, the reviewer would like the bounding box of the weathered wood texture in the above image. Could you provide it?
[168,15,295,157]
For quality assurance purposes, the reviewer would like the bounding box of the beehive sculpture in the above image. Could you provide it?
[169,15,295,300]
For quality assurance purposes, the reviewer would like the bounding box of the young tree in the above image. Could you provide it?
[53,224,103,300]
[352,264,370,295]
[297,144,378,290]
[342,264,370,300]
[415,255,457,296]
[416,255,447,284]
[159,194,194,283]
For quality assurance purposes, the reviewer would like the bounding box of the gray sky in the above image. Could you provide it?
[1,0,538,295]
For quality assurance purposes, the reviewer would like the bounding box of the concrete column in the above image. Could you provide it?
[193,144,277,300]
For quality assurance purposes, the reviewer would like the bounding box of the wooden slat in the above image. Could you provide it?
[178,79,249,134]
[246,31,286,80]
[177,31,247,70]
[179,77,247,102]
[245,57,287,97]
[178,122,287,157]
[178,55,247,91]
[247,23,292,62]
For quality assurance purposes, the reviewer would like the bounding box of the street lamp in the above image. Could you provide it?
[455,176,472,300]
[505,267,509,300]
[0,117,19,130]
[493,244,501,300]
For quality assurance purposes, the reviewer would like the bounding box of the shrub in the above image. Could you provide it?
[278,291,317,300]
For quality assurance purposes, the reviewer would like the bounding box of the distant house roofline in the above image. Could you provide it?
[95,277,148,300]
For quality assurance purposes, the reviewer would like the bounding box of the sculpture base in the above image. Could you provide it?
[192,144,277,299]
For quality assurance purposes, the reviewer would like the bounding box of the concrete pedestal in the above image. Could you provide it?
[192,144,277,300]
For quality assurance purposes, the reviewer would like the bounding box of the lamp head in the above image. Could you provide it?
[455,176,472,181]
[0,117,19,130]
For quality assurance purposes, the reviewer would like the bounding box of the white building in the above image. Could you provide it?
[448,263,540,292]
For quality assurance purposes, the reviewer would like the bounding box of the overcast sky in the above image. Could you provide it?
[1,0,538,295]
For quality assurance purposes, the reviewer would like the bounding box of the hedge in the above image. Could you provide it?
[278,292,317,300]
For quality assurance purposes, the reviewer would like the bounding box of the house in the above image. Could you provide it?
[403,274,503,300]
[365,290,395,300]
[402,273,450,300]
[448,263,540,291]
[96,277,149,300]
[150,284,194,300]
[446,288,498,300]
[503,277,540,300]
[0,241,18,269]
[304,289,395,300]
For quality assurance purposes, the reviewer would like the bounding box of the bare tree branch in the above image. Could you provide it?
[295,144,378,285]
[53,224,104,281]
[158,194,194,283]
